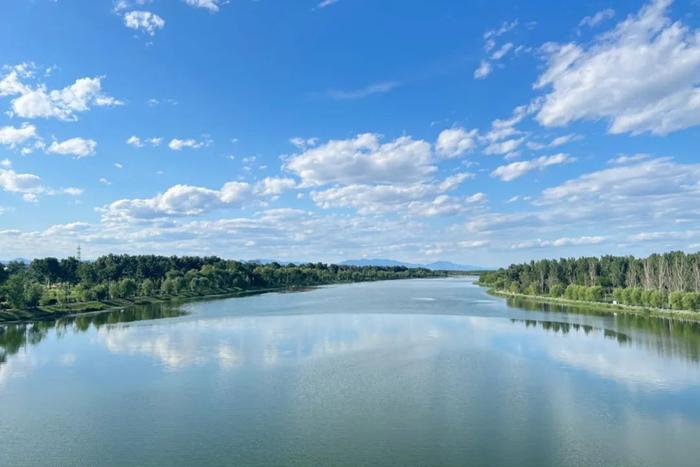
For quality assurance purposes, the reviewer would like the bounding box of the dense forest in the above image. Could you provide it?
[0,254,443,319]
[478,251,700,312]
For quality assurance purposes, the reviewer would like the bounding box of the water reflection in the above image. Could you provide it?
[0,304,186,369]
[510,318,631,343]
[507,296,700,362]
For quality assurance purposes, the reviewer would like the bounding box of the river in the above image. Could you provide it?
[1,277,699,466]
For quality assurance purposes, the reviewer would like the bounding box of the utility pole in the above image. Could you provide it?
[77,244,82,261]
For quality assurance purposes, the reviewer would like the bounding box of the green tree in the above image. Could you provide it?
[24,283,44,308]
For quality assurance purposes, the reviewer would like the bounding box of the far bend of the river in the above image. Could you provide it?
[2,277,700,466]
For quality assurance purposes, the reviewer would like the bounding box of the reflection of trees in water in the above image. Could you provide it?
[510,319,630,344]
[508,297,700,362]
[0,304,186,368]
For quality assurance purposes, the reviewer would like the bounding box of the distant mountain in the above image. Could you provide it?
[423,261,486,271]
[340,258,421,268]
[340,258,487,271]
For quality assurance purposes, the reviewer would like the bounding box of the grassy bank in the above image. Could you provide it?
[487,288,700,323]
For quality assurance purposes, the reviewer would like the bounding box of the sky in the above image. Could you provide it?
[1,0,700,267]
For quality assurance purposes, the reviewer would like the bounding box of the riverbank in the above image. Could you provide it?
[487,288,700,323]
[0,286,302,325]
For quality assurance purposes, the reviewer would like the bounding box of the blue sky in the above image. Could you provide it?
[1,0,700,266]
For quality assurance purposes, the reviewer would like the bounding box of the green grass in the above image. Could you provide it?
[487,288,700,322]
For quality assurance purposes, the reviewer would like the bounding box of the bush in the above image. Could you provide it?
[682,292,699,311]
[612,288,624,303]
[669,291,685,310]
[585,286,603,302]
[549,284,565,297]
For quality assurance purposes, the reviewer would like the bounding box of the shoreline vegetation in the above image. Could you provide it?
[478,251,700,323]
[0,254,447,324]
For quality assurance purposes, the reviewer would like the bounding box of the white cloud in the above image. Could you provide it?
[0,64,36,99]
[256,177,297,196]
[168,138,207,150]
[510,236,606,249]
[123,10,165,36]
[289,137,318,150]
[473,60,492,79]
[284,133,435,186]
[526,133,580,150]
[535,0,700,135]
[101,183,248,221]
[47,137,97,158]
[0,168,43,196]
[183,0,224,13]
[491,42,513,60]
[483,137,525,156]
[326,81,400,100]
[0,69,121,121]
[63,187,84,196]
[0,123,37,147]
[484,20,518,44]
[100,176,298,222]
[607,154,649,165]
[310,173,476,216]
[436,127,478,158]
[318,0,339,8]
[476,21,518,79]
[126,135,143,147]
[491,153,574,181]
[579,8,615,28]
[539,156,693,203]
[0,159,10,168]
[127,135,161,147]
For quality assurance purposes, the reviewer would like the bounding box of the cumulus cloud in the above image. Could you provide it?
[183,0,224,13]
[101,183,250,221]
[0,66,121,121]
[436,127,478,158]
[310,173,476,216]
[463,156,700,257]
[491,153,574,181]
[123,10,165,36]
[168,137,207,150]
[47,137,97,158]
[284,133,435,186]
[535,0,700,135]
[100,177,296,222]
[256,177,297,196]
[0,123,37,147]
[483,137,526,156]
[127,135,161,147]
[0,168,43,197]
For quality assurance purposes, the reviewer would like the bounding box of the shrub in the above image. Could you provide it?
[549,284,565,297]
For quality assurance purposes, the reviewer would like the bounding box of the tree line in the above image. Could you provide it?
[0,254,444,311]
[478,251,700,312]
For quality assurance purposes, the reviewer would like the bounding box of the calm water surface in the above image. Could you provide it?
[2,278,700,466]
